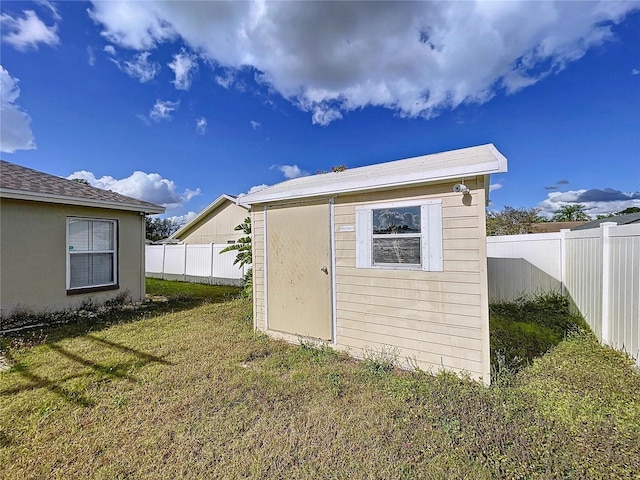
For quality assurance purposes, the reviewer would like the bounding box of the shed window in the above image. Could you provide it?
[67,218,118,291]
[356,200,443,271]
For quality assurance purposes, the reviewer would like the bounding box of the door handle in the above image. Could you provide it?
[321,266,328,274]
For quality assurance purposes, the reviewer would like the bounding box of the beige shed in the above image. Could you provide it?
[0,160,164,318]
[169,194,249,244]
[238,144,508,383]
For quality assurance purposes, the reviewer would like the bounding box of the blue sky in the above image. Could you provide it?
[1,1,639,223]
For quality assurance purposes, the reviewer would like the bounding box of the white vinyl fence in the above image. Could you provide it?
[146,243,247,286]
[488,223,640,365]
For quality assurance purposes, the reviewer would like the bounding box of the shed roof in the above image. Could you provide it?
[0,160,165,214]
[237,143,507,206]
[170,193,248,240]
[572,212,640,230]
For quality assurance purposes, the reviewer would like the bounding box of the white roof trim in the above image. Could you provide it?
[237,144,508,206]
[170,193,248,240]
[0,189,165,214]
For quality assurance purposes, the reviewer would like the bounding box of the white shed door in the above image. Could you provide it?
[266,202,332,341]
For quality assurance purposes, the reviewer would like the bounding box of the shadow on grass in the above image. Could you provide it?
[85,334,172,365]
[1,350,95,406]
[0,336,174,406]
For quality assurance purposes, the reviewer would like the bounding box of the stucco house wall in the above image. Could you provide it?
[0,200,146,316]
[0,160,163,318]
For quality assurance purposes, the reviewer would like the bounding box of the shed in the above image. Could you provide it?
[0,160,164,318]
[238,143,508,383]
[169,194,249,244]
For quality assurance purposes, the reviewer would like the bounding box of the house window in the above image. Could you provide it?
[67,218,118,291]
[355,199,443,271]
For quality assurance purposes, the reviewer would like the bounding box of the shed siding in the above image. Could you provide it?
[0,199,146,317]
[333,178,490,381]
[177,202,248,244]
[252,208,266,331]
[251,177,490,382]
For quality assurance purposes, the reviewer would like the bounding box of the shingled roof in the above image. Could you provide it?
[0,160,164,214]
[572,212,640,231]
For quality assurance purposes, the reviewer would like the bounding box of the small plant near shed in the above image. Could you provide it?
[362,345,399,377]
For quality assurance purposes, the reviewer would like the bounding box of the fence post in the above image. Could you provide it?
[161,244,166,280]
[182,243,187,282]
[560,229,569,296]
[210,243,215,285]
[600,222,615,344]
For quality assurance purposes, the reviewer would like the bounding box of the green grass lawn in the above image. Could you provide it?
[1,280,639,479]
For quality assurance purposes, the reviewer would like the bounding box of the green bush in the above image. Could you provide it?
[489,293,589,375]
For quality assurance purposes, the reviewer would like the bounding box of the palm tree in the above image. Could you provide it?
[220,217,252,297]
[551,204,590,222]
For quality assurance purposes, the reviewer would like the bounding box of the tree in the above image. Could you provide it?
[486,206,545,236]
[616,206,640,215]
[220,216,252,298]
[597,206,640,219]
[70,178,90,185]
[551,204,590,222]
[146,217,181,241]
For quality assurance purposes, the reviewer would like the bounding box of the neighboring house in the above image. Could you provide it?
[529,221,587,233]
[238,143,508,383]
[572,212,640,231]
[169,194,248,244]
[0,160,164,318]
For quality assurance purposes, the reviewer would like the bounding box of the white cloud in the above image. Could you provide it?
[168,48,198,90]
[0,66,36,153]
[1,9,59,51]
[196,117,207,134]
[67,170,200,208]
[278,164,308,179]
[104,45,116,55]
[310,105,343,127]
[250,120,261,130]
[537,188,640,218]
[165,211,198,227]
[88,1,639,125]
[36,1,61,21]
[149,99,179,122]
[87,2,177,50]
[632,68,640,75]
[113,51,160,83]
[237,184,269,198]
[87,46,96,66]
[136,113,151,126]
[489,183,502,192]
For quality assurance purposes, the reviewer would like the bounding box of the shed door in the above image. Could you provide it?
[266,201,332,340]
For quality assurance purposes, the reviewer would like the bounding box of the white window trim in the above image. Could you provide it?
[355,199,443,271]
[66,217,118,290]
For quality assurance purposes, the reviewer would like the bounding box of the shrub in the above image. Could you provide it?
[489,293,589,376]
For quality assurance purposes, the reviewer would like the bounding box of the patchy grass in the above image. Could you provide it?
[1,281,639,479]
